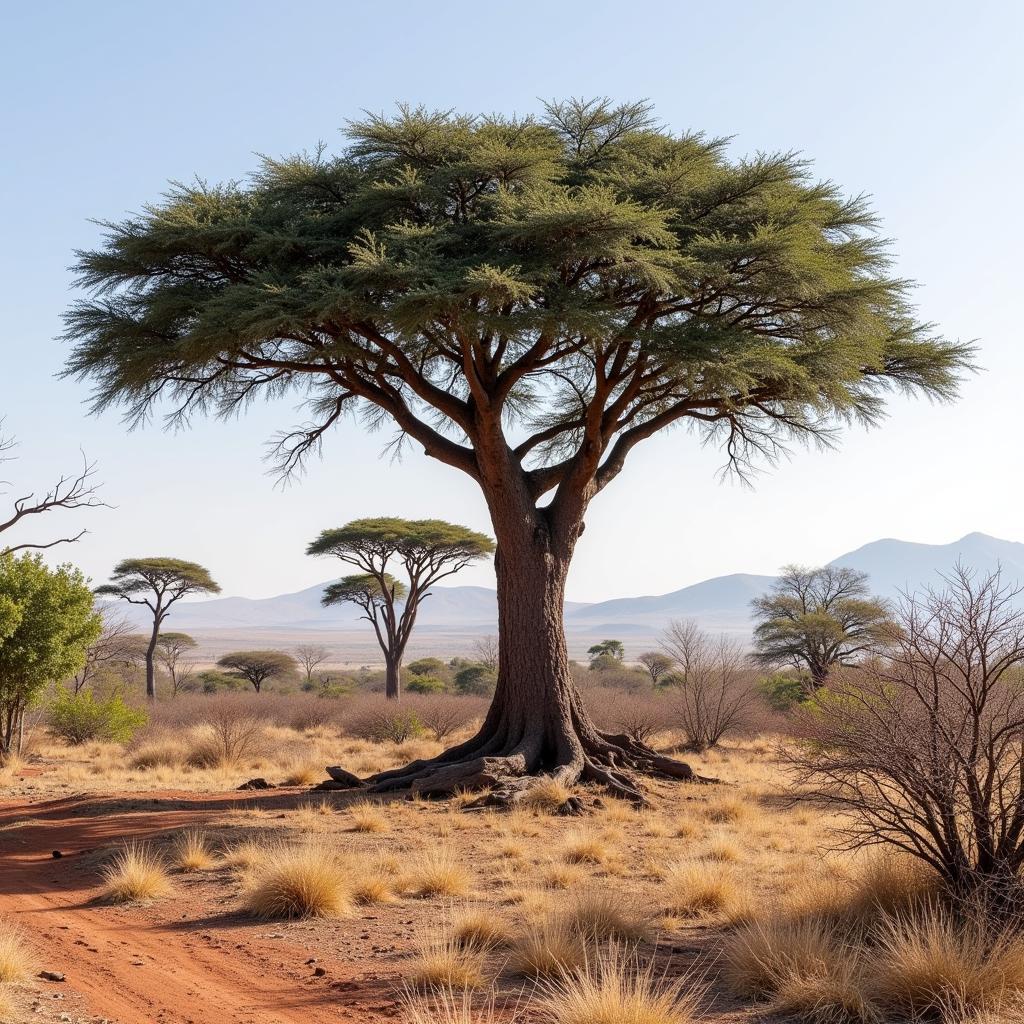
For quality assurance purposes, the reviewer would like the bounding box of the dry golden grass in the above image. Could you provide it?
[100,843,172,903]
[561,828,610,865]
[449,908,513,950]
[347,799,390,833]
[537,945,704,1024]
[408,930,487,991]
[663,860,740,918]
[508,912,589,978]
[873,911,1024,1017]
[771,956,878,1024]
[282,762,322,786]
[518,776,574,813]
[539,861,585,890]
[400,987,507,1024]
[408,846,472,897]
[243,843,352,919]
[0,920,34,983]
[566,891,652,943]
[172,829,216,872]
[221,838,269,871]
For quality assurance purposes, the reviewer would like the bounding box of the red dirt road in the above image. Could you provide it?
[0,791,400,1024]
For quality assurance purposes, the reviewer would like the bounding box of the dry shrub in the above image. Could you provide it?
[173,829,215,872]
[450,908,513,950]
[244,843,351,919]
[771,957,879,1024]
[873,911,1024,1018]
[590,689,672,743]
[128,735,188,770]
[408,847,472,897]
[188,700,265,768]
[537,944,704,1024]
[408,930,487,991]
[347,799,390,833]
[519,776,574,814]
[663,860,740,917]
[509,912,588,978]
[413,695,487,741]
[101,843,172,903]
[0,920,34,983]
[567,892,651,942]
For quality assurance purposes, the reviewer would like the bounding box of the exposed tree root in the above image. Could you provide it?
[316,722,716,808]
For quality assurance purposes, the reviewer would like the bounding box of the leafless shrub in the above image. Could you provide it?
[414,695,486,741]
[188,697,266,768]
[786,567,1024,913]
[588,688,672,743]
[661,620,758,750]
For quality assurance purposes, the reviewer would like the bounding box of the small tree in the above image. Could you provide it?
[308,518,494,700]
[0,423,105,555]
[637,651,674,686]
[69,609,141,694]
[661,619,756,751]
[788,568,1024,912]
[295,644,330,688]
[588,640,625,665]
[155,632,198,697]
[0,554,101,759]
[95,558,220,701]
[217,650,298,693]
[472,635,499,674]
[751,565,892,691]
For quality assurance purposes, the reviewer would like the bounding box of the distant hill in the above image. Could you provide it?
[104,533,1024,649]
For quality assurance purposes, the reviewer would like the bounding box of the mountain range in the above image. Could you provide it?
[106,533,1024,649]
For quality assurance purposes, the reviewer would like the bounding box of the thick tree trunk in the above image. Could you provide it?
[348,502,712,806]
[384,657,401,701]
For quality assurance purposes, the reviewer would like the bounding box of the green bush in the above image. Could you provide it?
[198,669,247,693]
[49,688,148,745]
[758,672,807,711]
[453,664,497,696]
[407,657,446,677]
[406,674,447,694]
[349,706,424,743]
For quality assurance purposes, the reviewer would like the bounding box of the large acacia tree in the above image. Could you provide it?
[309,517,495,700]
[63,100,971,802]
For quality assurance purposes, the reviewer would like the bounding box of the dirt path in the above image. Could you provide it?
[0,791,399,1024]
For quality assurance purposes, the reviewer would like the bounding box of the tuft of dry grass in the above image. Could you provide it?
[536,945,704,1024]
[561,828,610,865]
[450,908,513,950]
[567,892,652,943]
[663,860,740,918]
[347,799,390,833]
[508,912,589,978]
[408,930,487,991]
[400,987,508,1024]
[0,920,34,983]
[172,829,216,873]
[518,776,574,814]
[873,911,1024,1017]
[540,861,585,890]
[221,838,269,871]
[771,957,879,1024]
[100,843,172,903]
[282,762,322,787]
[408,847,472,898]
[243,843,351,919]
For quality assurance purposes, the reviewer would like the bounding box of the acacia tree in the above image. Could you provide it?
[0,424,105,554]
[0,554,101,759]
[637,651,674,686]
[155,631,198,696]
[295,643,330,688]
[217,649,297,693]
[62,100,970,802]
[751,564,893,691]
[95,558,219,701]
[308,518,494,700]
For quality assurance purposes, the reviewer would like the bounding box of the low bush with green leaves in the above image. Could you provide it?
[49,688,148,744]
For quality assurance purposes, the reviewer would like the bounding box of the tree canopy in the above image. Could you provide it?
[751,564,893,689]
[216,649,297,693]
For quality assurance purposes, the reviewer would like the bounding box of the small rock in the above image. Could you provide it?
[51,850,63,859]
[237,777,274,791]
[313,966,327,977]
[39,970,66,982]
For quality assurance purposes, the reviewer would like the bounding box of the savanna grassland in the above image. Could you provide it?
[2,692,1019,1024]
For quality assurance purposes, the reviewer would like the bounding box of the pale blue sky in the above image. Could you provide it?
[1,0,1021,601]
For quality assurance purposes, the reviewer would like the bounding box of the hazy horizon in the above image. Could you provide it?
[3,1,1022,603]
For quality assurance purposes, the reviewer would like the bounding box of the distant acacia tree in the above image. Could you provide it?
[96,558,220,701]
[637,651,674,686]
[62,99,971,802]
[155,632,198,697]
[0,423,105,554]
[588,640,625,663]
[217,649,297,693]
[751,565,893,691]
[295,643,331,688]
[0,554,101,759]
[309,518,494,700]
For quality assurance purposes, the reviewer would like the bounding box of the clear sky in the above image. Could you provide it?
[1,1,1021,603]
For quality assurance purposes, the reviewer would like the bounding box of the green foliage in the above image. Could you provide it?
[49,687,148,744]
[0,554,101,753]
[758,672,807,711]
[408,657,447,677]
[351,706,424,743]
[588,640,625,664]
[322,573,406,609]
[751,565,893,688]
[95,558,220,601]
[216,650,297,692]
[197,669,246,693]
[453,664,497,696]
[406,674,447,694]
[307,518,494,564]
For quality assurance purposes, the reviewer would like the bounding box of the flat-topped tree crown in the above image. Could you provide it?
[310,518,493,700]
[63,99,973,802]
[97,557,219,701]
